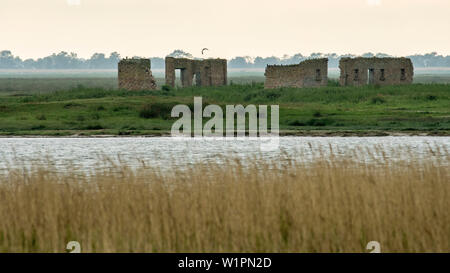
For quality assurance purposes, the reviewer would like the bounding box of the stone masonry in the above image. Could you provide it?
[165,57,227,88]
[118,58,157,91]
[339,57,414,86]
[264,58,328,89]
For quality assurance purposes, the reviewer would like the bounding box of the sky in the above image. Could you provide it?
[1,0,450,59]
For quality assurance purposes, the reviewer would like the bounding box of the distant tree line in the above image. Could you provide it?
[0,50,121,69]
[228,52,450,69]
[1,50,450,69]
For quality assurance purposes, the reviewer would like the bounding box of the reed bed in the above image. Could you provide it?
[0,146,448,253]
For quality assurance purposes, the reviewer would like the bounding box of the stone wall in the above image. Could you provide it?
[339,57,414,86]
[118,59,157,91]
[165,57,227,88]
[264,58,328,89]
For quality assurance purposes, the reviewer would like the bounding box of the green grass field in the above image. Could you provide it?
[0,78,449,136]
[1,74,450,94]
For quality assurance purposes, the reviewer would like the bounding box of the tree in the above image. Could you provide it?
[0,50,450,69]
[167,50,194,59]
[0,50,22,68]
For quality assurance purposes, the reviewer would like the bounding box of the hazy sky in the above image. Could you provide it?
[2,0,450,59]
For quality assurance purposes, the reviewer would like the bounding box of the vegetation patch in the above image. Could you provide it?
[426,95,438,101]
[370,94,387,104]
[139,102,179,120]
[36,114,47,120]
[64,102,85,109]
[84,124,104,130]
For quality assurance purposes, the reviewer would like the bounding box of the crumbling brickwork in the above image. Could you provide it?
[118,59,157,91]
[264,58,328,89]
[165,57,227,88]
[339,57,413,86]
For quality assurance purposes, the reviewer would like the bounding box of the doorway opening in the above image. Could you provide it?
[354,69,359,81]
[368,68,375,85]
[401,69,406,80]
[193,72,201,86]
[315,69,322,81]
[175,69,186,88]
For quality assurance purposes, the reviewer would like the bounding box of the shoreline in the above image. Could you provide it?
[0,130,449,138]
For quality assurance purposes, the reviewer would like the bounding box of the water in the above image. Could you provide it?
[0,136,448,175]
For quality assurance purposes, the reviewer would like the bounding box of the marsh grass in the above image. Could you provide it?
[0,146,448,253]
[0,79,449,135]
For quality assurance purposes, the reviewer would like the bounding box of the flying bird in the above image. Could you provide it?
[201,48,209,55]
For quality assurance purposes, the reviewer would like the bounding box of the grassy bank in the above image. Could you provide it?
[0,80,449,135]
[0,147,448,252]
[1,74,450,93]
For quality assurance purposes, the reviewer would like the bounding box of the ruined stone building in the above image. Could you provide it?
[165,57,227,88]
[118,58,157,91]
[118,55,414,91]
[339,57,414,86]
[264,58,328,89]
